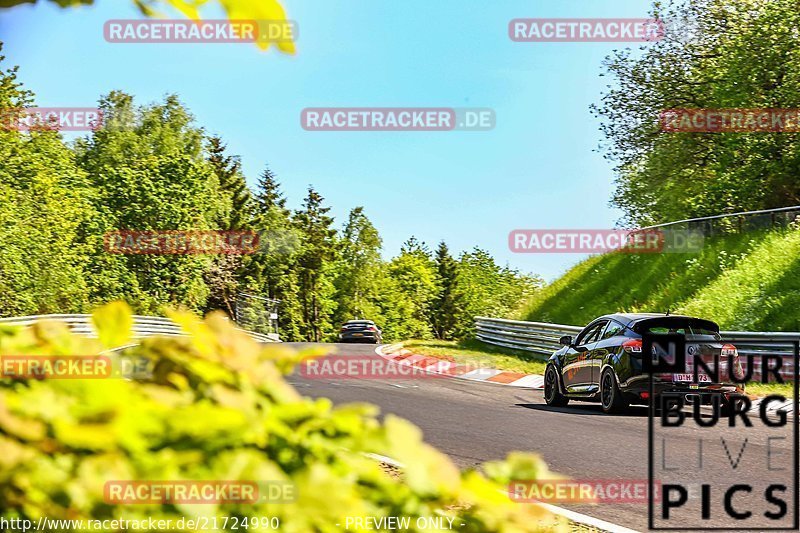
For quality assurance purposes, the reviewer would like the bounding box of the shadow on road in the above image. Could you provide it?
[515,403,650,417]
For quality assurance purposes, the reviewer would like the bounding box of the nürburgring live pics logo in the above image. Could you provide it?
[645,332,798,530]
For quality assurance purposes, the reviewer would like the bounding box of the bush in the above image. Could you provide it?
[0,302,560,532]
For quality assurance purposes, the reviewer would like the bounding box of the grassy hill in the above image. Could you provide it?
[520,226,800,331]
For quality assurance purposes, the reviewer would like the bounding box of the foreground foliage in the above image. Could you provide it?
[0,0,295,54]
[0,303,559,532]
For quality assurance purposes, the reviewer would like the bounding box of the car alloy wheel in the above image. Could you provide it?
[544,365,568,407]
[601,372,614,409]
[600,368,629,414]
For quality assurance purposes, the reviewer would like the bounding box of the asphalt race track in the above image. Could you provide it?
[287,342,797,532]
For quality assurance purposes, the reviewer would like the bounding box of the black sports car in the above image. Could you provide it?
[338,320,383,344]
[543,313,745,413]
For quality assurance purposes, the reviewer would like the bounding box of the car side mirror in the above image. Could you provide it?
[559,335,573,346]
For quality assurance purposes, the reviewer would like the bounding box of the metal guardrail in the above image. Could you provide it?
[640,204,800,230]
[637,204,800,236]
[0,314,279,343]
[476,317,798,377]
[476,317,581,355]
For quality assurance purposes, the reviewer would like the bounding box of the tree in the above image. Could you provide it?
[255,165,288,216]
[250,169,303,340]
[332,207,384,326]
[430,241,462,340]
[455,248,543,337]
[202,136,253,317]
[0,45,94,315]
[294,186,337,341]
[202,253,242,318]
[0,44,546,342]
[386,237,438,338]
[207,136,251,230]
[76,92,222,313]
[593,0,800,226]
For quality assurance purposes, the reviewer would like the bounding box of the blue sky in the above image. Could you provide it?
[0,0,655,280]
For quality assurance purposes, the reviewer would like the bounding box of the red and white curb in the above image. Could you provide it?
[376,343,544,389]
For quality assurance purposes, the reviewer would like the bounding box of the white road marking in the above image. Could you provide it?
[389,383,418,389]
[459,368,504,380]
[535,500,642,533]
[507,374,545,388]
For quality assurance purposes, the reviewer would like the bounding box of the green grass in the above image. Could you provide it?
[400,338,548,375]
[744,382,795,398]
[520,227,800,331]
[518,227,800,398]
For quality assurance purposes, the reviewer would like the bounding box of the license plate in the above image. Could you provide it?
[352,333,363,336]
[672,373,711,383]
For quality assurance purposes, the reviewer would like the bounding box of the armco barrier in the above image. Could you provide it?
[475,317,581,355]
[0,314,279,343]
[476,317,798,379]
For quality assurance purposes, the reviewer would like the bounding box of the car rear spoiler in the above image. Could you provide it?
[630,317,720,335]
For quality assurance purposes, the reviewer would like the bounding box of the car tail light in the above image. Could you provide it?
[367,326,376,331]
[622,339,642,353]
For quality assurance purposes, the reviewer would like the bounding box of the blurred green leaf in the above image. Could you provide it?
[91,301,133,349]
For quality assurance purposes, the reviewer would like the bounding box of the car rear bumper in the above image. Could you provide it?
[621,375,744,401]
[339,333,379,342]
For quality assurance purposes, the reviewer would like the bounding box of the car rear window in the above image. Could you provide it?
[634,318,719,337]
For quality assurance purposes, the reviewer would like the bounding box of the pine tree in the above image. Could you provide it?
[431,241,462,340]
[255,165,288,216]
[203,136,253,316]
[249,169,304,340]
[207,136,251,230]
[294,186,337,341]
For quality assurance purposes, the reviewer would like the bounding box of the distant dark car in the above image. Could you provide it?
[338,320,382,344]
[544,313,745,413]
